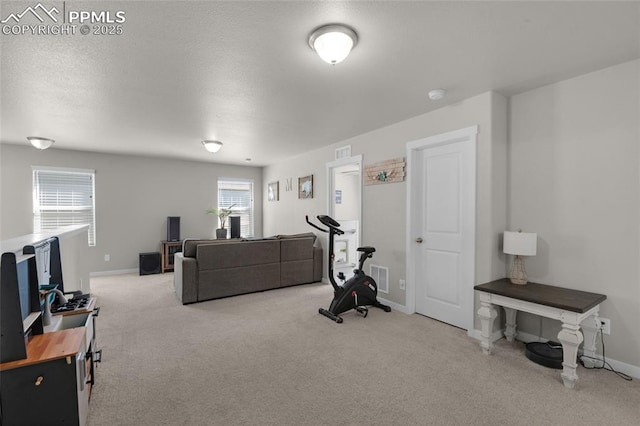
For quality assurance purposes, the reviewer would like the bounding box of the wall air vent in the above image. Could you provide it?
[370,264,389,294]
[335,145,352,160]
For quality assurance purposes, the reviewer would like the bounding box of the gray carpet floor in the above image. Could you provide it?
[87,273,640,425]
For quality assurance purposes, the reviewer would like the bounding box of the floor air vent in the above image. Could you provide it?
[370,264,389,294]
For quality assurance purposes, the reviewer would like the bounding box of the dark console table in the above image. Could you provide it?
[474,278,606,389]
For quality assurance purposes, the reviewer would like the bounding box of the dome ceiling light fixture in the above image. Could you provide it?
[308,24,358,65]
[27,136,55,150]
[428,89,446,101]
[202,140,223,153]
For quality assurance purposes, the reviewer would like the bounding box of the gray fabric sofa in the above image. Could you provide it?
[174,233,323,304]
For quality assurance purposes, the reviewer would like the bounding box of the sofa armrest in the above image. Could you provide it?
[174,252,198,304]
[313,247,323,282]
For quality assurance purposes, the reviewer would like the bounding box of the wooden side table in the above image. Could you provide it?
[474,278,606,389]
[160,241,182,273]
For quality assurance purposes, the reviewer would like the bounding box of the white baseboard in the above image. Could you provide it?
[377,297,412,314]
[471,328,640,379]
[595,357,640,379]
[90,268,137,277]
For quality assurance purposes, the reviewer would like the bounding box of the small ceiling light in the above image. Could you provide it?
[308,24,358,65]
[245,158,252,162]
[202,140,223,153]
[428,89,446,101]
[27,136,55,150]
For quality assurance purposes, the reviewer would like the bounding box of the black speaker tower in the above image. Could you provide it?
[230,216,241,239]
[167,216,180,241]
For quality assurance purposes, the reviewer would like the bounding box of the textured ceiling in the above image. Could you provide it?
[1,1,638,166]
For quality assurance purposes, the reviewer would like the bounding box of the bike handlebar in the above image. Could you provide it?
[305,215,344,235]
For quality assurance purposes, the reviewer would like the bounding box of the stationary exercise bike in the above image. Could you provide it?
[306,215,391,323]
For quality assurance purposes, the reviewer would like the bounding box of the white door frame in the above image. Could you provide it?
[405,126,477,335]
[326,154,363,245]
[326,155,364,284]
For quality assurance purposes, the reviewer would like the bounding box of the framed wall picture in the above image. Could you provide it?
[364,157,406,185]
[298,175,313,199]
[268,181,279,201]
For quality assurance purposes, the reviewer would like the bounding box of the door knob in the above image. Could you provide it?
[415,238,423,243]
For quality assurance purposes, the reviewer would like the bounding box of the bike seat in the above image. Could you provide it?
[356,246,376,254]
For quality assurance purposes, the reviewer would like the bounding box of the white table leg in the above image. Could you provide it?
[478,293,498,355]
[557,320,584,389]
[503,307,518,342]
[580,311,600,368]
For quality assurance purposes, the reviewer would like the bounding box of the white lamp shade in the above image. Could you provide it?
[309,24,358,65]
[202,140,223,153]
[503,231,537,256]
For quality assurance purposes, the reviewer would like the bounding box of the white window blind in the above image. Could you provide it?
[33,167,96,246]
[218,179,254,238]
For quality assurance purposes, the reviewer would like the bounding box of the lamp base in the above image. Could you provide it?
[510,255,528,285]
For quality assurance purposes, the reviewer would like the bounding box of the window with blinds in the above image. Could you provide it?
[218,179,254,238]
[33,167,96,246]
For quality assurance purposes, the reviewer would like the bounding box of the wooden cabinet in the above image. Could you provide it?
[0,303,100,426]
[161,240,182,273]
[0,329,90,426]
[1,226,98,424]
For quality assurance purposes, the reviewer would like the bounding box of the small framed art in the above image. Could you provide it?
[268,181,279,201]
[298,175,313,199]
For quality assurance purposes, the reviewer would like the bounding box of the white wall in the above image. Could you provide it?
[263,91,508,307]
[509,60,640,368]
[0,145,263,273]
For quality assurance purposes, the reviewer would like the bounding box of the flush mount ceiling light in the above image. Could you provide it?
[308,24,358,65]
[428,89,446,101]
[202,140,223,153]
[27,136,55,150]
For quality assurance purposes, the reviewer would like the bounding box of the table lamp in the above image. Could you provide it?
[503,230,537,285]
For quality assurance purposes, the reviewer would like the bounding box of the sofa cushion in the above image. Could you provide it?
[276,232,317,243]
[197,239,280,270]
[281,259,313,287]
[182,238,228,257]
[280,237,314,262]
[199,263,280,300]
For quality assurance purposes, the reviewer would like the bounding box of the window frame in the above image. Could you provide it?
[32,166,97,246]
[217,178,254,238]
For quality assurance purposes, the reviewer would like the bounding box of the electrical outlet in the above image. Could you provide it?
[399,279,406,290]
[599,318,611,335]
[104,254,110,262]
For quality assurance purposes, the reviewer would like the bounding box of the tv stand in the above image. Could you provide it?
[161,240,182,272]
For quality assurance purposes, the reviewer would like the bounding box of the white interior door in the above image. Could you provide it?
[407,127,476,331]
